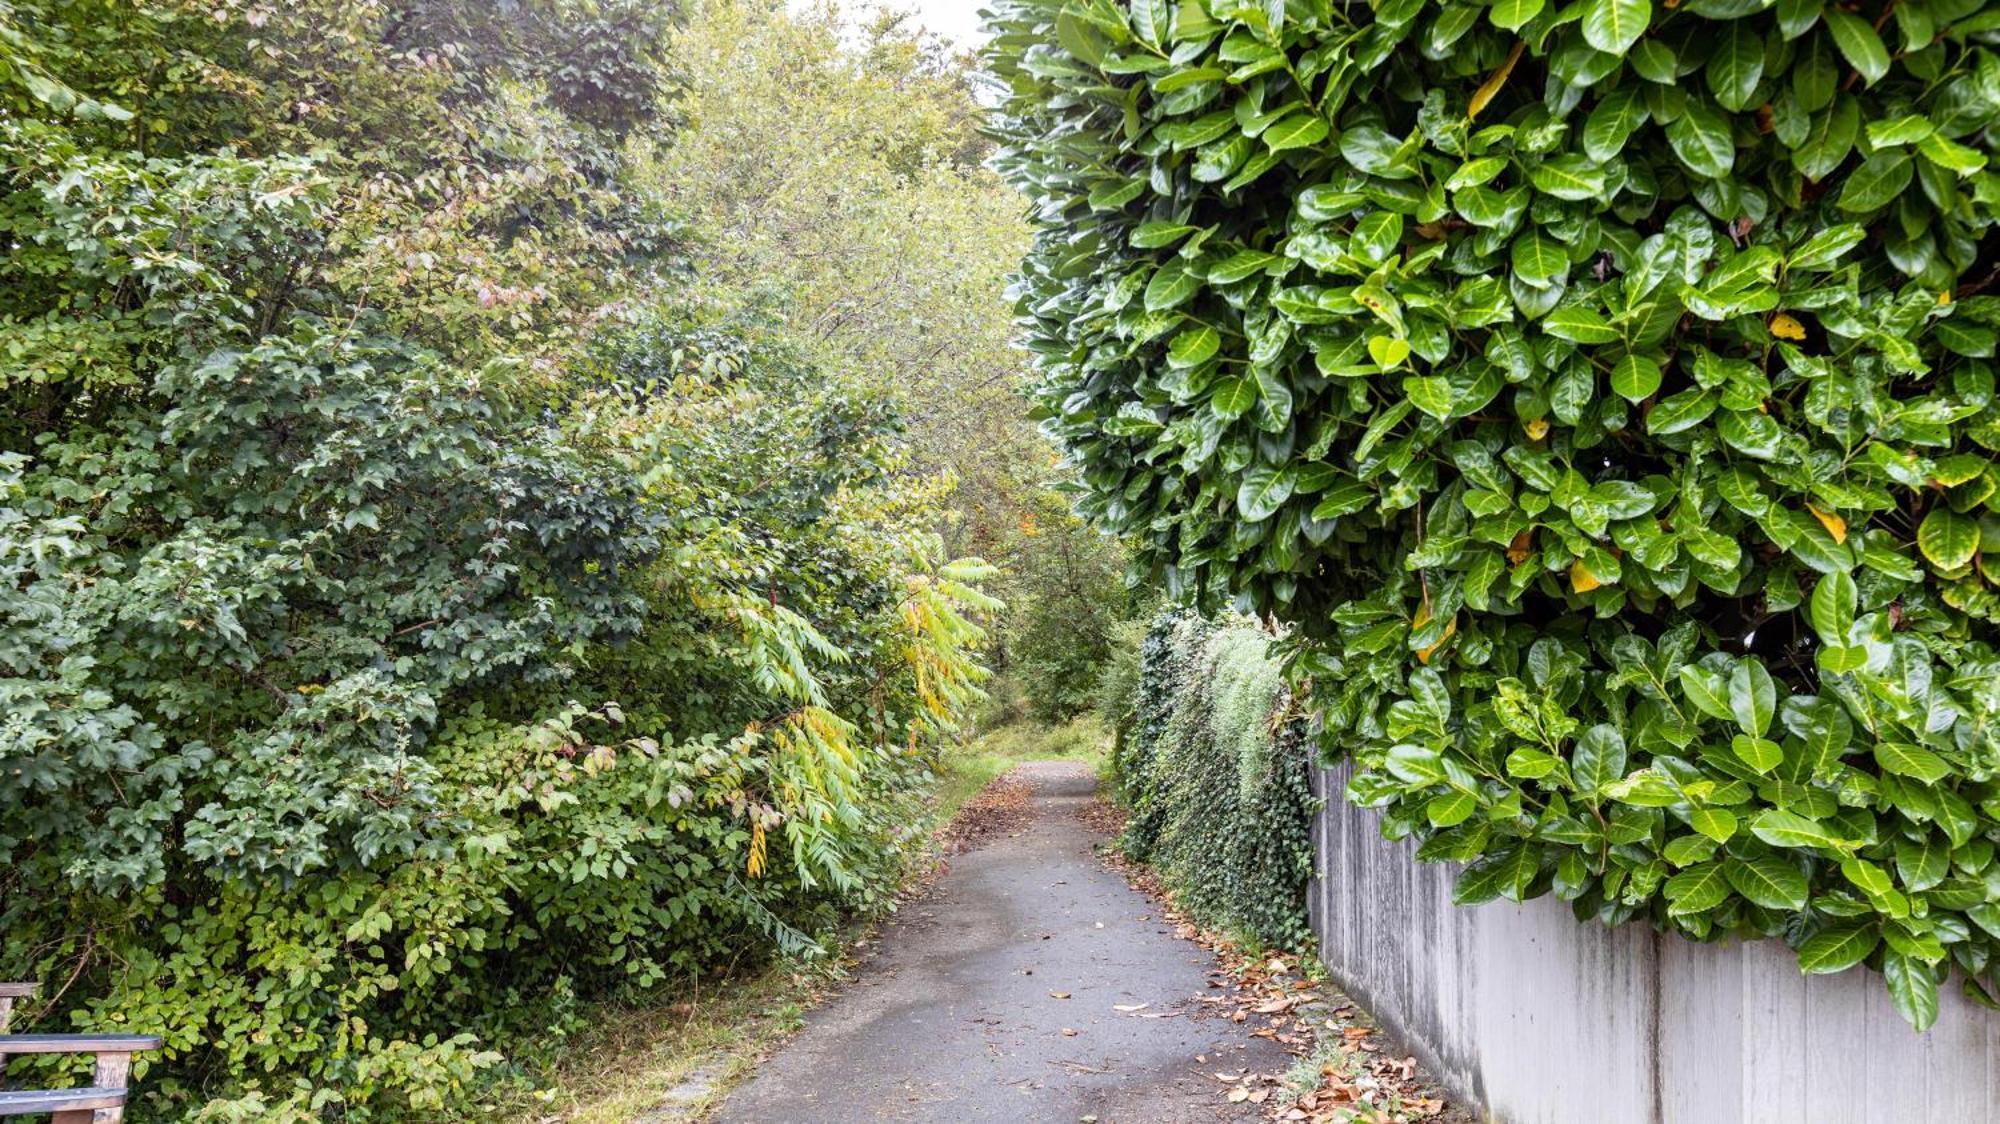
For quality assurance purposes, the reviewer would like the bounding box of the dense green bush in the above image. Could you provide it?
[990,0,2000,1027]
[0,3,996,1117]
[1117,613,1317,948]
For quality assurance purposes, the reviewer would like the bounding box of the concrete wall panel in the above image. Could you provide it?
[1310,763,2000,1124]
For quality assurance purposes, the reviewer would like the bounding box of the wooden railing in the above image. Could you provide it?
[0,984,159,1122]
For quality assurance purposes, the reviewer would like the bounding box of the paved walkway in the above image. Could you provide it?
[711,760,1289,1123]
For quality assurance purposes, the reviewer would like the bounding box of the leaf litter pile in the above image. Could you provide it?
[940,771,1036,854]
[1081,797,1469,1124]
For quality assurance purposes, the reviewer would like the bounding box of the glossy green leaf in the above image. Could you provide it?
[1875,743,1950,785]
[1823,9,1890,86]
[1884,952,1939,1031]
[1797,926,1878,974]
[1265,113,1330,152]
[1666,100,1735,178]
[1236,465,1295,522]
[1724,856,1809,911]
[1917,507,1978,569]
[1728,658,1776,738]
[1581,0,1651,56]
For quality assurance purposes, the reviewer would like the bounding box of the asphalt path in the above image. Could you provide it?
[711,759,1290,1123]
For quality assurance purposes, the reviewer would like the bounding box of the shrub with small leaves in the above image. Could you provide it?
[988,0,2000,1027]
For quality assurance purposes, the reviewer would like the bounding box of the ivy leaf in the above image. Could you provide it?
[1581,0,1651,56]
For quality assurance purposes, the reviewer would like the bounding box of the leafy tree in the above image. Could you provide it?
[1,2,999,1116]
[989,0,2000,1028]
[652,0,1141,721]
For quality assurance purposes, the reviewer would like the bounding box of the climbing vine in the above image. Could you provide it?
[1118,614,1318,949]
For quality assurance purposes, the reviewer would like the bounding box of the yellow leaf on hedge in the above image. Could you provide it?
[1524,417,1550,441]
[1769,313,1807,341]
[1416,615,1457,665]
[1469,41,1526,121]
[1806,502,1847,544]
[1570,560,1602,593]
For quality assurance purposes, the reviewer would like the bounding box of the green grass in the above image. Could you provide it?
[951,713,1113,775]
[481,959,840,1122]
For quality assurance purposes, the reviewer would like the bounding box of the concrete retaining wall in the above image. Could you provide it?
[1308,762,2000,1124]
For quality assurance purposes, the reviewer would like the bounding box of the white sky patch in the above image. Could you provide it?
[899,0,991,45]
[793,0,992,49]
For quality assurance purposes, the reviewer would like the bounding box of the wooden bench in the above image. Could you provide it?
[0,985,159,1122]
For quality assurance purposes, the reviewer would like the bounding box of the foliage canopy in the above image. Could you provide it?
[989,0,2000,1028]
[0,1,1010,1117]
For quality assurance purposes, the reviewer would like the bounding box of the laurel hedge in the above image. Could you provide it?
[987,0,2000,1028]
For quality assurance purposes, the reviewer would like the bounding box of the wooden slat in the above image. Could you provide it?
[0,986,37,1000]
[0,1087,126,1115]
[0,1035,162,1055]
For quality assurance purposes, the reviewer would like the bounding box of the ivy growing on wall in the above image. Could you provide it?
[988,0,2000,1028]
[1117,613,1317,949]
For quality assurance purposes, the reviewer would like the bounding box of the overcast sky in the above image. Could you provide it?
[894,0,990,46]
